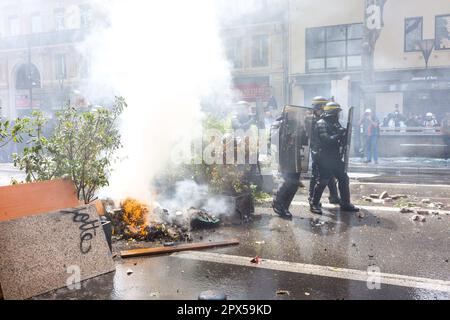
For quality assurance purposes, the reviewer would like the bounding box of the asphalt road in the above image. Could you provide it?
[34,198,450,300]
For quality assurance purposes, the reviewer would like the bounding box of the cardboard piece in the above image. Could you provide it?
[0,180,79,222]
[0,204,115,300]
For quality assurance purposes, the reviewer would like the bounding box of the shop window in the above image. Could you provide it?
[405,17,423,52]
[306,23,363,73]
[436,14,450,50]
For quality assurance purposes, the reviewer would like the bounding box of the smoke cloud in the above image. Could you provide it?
[82,0,232,202]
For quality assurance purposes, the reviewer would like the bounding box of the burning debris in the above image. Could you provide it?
[106,195,223,244]
[107,198,192,243]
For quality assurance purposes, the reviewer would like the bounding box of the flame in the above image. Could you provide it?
[121,198,149,239]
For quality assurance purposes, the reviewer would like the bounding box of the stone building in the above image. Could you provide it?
[289,0,450,121]
[0,0,93,119]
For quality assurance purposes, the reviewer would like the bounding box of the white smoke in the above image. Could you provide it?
[82,0,231,202]
[154,180,234,227]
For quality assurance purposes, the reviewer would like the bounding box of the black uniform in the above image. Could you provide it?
[309,115,340,204]
[310,113,356,210]
[272,106,310,219]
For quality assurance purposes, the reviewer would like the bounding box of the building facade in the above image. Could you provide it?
[0,0,93,120]
[219,0,289,113]
[289,0,450,122]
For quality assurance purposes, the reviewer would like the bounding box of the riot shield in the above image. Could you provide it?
[278,105,313,173]
[343,106,354,173]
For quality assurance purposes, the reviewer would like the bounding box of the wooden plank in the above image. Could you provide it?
[92,199,106,216]
[0,179,79,222]
[120,239,240,258]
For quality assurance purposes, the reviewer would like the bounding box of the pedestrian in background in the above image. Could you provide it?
[361,109,380,164]
[423,112,439,128]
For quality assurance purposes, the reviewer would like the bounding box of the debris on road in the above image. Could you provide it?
[276,290,290,296]
[126,269,133,275]
[400,208,414,214]
[255,241,265,245]
[379,191,390,199]
[250,256,262,264]
[120,239,240,258]
[391,194,408,200]
[190,209,220,230]
[416,210,430,216]
[421,199,431,204]
[411,215,426,222]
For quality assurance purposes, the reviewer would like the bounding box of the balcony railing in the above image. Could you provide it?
[0,29,87,50]
[379,127,444,135]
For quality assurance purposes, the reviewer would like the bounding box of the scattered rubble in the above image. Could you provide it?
[416,210,430,216]
[391,194,408,200]
[421,199,431,204]
[400,208,414,214]
[276,290,290,296]
[379,191,389,199]
[411,215,426,222]
[106,198,222,243]
[250,256,262,264]
[190,209,220,230]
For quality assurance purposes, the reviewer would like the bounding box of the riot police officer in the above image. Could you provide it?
[309,97,341,209]
[271,105,307,220]
[310,102,359,214]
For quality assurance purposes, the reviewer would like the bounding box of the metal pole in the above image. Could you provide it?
[27,41,33,110]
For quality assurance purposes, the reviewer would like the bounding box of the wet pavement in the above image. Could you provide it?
[2,160,449,300]
[34,198,450,300]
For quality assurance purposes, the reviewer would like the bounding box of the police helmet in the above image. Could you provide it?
[323,102,342,116]
[311,96,329,111]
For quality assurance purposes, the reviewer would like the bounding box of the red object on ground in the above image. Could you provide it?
[250,256,262,264]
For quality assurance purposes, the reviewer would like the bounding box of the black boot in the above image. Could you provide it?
[340,203,360,212]
[272,201,293,219]
[337,175,359,212]
[310,202,323,215]
[328,178,341,204]
[310,181,326,215]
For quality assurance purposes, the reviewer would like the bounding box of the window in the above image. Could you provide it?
[405,17,423,52]
[55,55,67,79]
[9,16,20,36]
[436,14,450,50]
[55,8,65,31]
[252,35,269,67]
[306,23,363,73]
[80,5,92,29]
[31,14,42,33]
[226,38,243,69]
